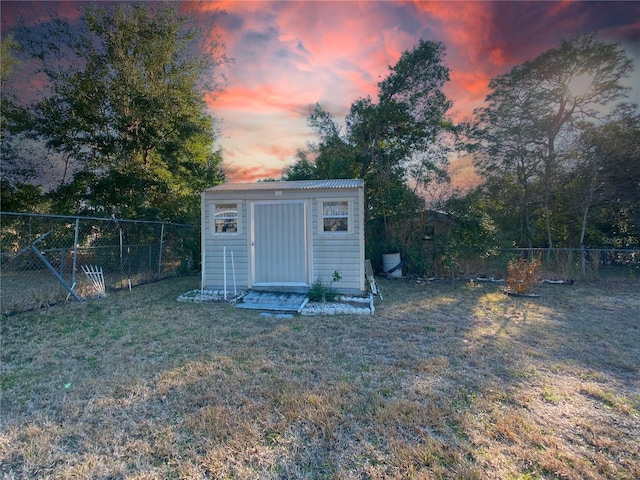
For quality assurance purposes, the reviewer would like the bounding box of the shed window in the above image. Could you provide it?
[322,201,349,232]
[214,203,238,233]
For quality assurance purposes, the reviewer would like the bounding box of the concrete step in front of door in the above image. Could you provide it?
[236,291,308,312]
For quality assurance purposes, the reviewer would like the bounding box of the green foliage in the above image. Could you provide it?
[284,41,454,274]
[583,114,640,244]
[470,33,635,252]
[443,190,506,251]
[8,2,227,222]
[0,181,45,213]
[0,35,20,84]
[401,242,431,277]
[1,37,47,211]
[307,271,342,302]
[307,280,335,302]
[282,149,317,181]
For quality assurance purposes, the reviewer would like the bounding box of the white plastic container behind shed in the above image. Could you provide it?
[201,179,365,294]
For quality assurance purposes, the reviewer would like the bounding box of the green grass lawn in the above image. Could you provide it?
[1,275,639,479]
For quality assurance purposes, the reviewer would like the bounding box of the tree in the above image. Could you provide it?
[531,34,632,252]
[284,41,454,269]
[472,34,634,251]
[0,36,46,212]
[471,66,545,247]
[10,2,227,222]
[377,40,452,141]
[283,148,321,181]
[359,40,452,237]
[581,112,640,247]
[0,35,20,83]
[599,113,640,224]
[307,103,354,180]
[550,111,639,275]
[561,123,608,275]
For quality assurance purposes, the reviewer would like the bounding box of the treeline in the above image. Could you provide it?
[281,35,639,272]
[2,3,638,275]
[280,40,456,270]
[469,34,639,253]
[1,2,227,224]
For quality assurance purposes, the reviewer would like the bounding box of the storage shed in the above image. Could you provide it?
[201,179,365,294]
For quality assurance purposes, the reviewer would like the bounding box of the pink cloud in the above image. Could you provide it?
[548,0,580,17]
[3,1,637,186]
[414,1,495,62]
[446,69,494,120]
[205,0,638,181]
[223,163,285,183]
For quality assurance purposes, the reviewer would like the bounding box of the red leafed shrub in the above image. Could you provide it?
[506,256,541,294]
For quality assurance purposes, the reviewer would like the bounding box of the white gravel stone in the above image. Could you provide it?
[178,289,374,316]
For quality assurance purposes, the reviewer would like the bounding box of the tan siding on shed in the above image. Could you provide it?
[202,198,249,289]
[202,180,365,294]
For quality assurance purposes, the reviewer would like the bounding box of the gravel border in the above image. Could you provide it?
[177,289,375,315]
[177,289,246,304]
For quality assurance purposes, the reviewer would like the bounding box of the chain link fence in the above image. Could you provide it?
[1,212,199,314]
[3,211,637,314]
[421,246,640,280]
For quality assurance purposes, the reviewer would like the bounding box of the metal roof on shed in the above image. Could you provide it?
[204,179,363,192]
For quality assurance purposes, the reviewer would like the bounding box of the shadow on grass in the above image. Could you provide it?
[1,275,638,478]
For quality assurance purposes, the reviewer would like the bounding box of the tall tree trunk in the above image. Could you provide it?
[579,168,598,278]
[544,137,556,262]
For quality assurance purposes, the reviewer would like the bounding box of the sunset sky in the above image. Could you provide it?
[2,1,639,185]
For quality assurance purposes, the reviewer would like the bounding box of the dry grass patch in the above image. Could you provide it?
[1,275,639,479]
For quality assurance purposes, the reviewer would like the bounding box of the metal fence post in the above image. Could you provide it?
[119,227,123,274]
[157,223,165,277]
[72,217,80,287]
[1,212,201,314]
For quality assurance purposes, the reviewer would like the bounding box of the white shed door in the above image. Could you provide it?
[253,202,307,285]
